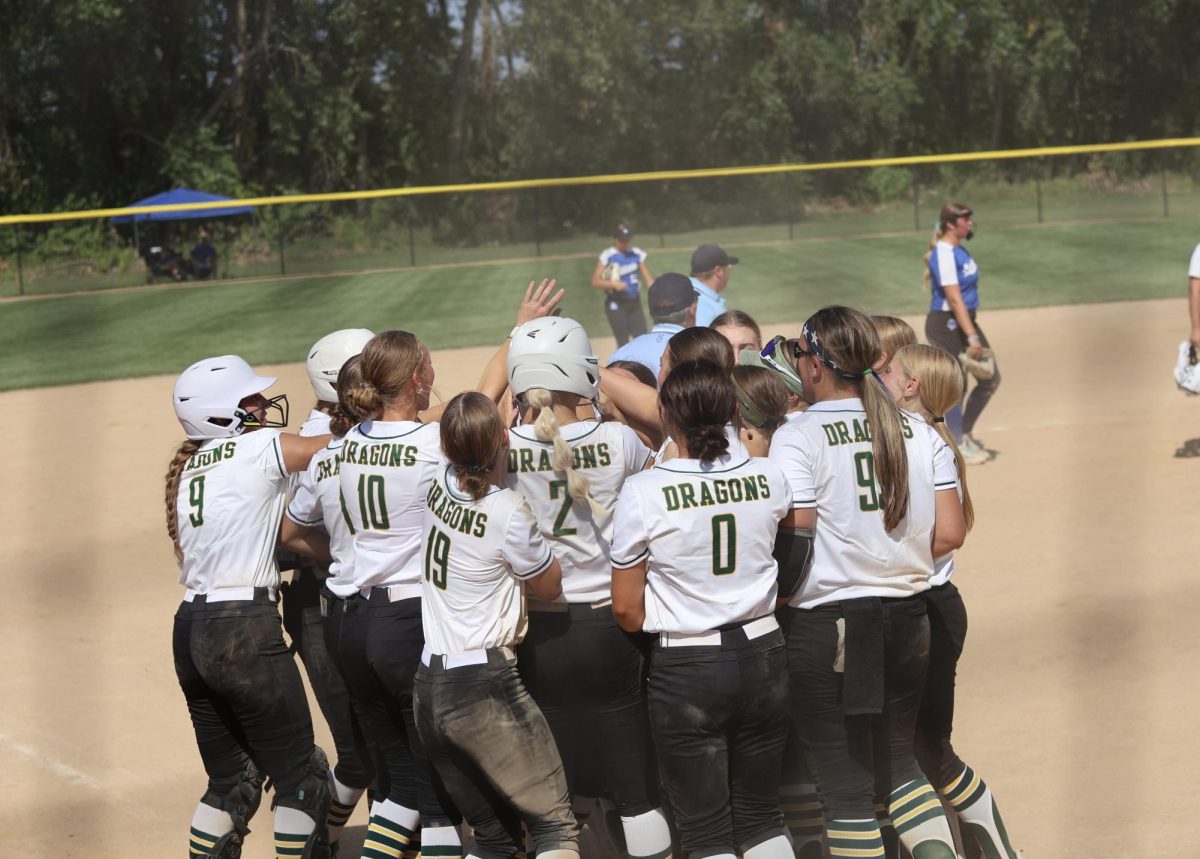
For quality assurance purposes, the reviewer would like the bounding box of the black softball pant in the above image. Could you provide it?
[780,596,930,821]
[173,594,316,809]
[516,605,659,814]
[281,567,374,789]
[925,310,1000,436]
[415,650,579,859]
[648,626,791,858]
[915,582,968,789]
[605,297,648,347]
[335,593,459,825]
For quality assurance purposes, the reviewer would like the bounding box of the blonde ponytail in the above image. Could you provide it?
[164,439,202,563]
[893,344,974,531]
[525,388,605,518]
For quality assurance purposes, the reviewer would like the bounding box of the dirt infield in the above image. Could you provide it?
[1,298,1196,858]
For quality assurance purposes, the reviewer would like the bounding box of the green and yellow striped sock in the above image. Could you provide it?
[827,818,885,858]
[362,800,419,859]
[189,802,235,856]
[940,765,1018,859]
[274,805,318,859]
[403,828,422,859]
[888,778,955,859]
[875,801,899,859]
[188,826,223,856]
[327,772,365,847]
[780,783,824,854]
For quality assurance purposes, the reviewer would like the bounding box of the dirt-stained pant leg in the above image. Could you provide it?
[647,631,790,857]
[174,597,316,807]
[415,651,579,859]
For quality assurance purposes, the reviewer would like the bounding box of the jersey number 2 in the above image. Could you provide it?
[549,479,577,536]
[187,476,205,527]
[424,529,450,590]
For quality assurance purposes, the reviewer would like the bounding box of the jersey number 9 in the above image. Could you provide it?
[187,476,205,527]
[854,451,880,512]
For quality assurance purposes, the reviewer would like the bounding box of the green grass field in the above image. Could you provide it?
[2,209,1195,391]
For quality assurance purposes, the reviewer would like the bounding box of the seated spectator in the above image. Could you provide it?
[191,229,218,280]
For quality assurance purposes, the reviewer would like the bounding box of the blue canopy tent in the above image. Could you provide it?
[112,188,255,277]
[111,187,255,224]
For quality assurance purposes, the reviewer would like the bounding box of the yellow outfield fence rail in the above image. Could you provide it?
[3,137,1200,225]
[3,135,1200,298]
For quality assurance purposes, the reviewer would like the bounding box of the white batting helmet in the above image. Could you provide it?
[507,317,599,400]
[306,328,375,402]
[173,355,278,440]
[1175,341,1200,395]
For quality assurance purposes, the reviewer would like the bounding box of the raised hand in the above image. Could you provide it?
[516,278,566,325]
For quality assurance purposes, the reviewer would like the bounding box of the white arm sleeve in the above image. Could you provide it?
[610,482,651,568]
[935,243,959,287]
[768,425,817,509]
[502,498,556,580]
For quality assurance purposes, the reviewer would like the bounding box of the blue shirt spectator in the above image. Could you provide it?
[689,244,739,327]
[606,273,698,380]
[608,323,685,381]
[928,241,979,312]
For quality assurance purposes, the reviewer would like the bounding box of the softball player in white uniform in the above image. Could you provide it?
[611,359,794,859]
[332,282,565,859]
[502,317,672,859]
[413,391,580,859]
[281,329,377,850]
[167,355,335,859]
[334,330,463,859]
[879,344,1019,859]
[768,307,965,859]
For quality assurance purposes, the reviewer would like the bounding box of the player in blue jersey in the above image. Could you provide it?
[924,203,998,465]
[593,223,653,346]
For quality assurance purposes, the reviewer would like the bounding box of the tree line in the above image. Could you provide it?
[4,0,1200,224]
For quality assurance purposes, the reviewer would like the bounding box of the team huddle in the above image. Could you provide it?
[167,271,1019,859]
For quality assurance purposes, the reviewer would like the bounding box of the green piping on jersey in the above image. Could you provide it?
[359,421,430,440]
[271,437,286,478]
[510,422,602,445]
[655,457,751,475]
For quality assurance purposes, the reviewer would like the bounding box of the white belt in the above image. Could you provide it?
[420,643,515,669]
[528,597,613,612]
[366,583,423,602]
[184,586,278,603]
[658,615,779,648]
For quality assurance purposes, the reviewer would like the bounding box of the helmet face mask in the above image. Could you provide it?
[239,393,290,432]
[507,317,599,401]
[306,328,375,403]
[173,355,281,440]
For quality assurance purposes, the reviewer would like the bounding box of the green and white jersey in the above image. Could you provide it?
[339,420,442,591]
[503,420,651,603]
[176,429,288,593]
[287,436,357,597]
[611,454,791,634]
[420,465,555,654]
[768,399,959,609]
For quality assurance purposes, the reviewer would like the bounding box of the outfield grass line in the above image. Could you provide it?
[0,212,1174,306]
